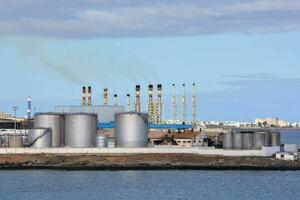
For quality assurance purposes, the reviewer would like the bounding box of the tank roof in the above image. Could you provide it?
[115,111,148,115]
[35,112,63,116]
[63,112,98,116]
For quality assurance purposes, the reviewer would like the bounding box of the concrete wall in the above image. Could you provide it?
[0,147,265,157]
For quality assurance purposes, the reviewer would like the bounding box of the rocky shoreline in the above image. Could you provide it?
[0,154,299,170]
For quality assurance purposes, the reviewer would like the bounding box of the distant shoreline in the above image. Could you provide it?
[0,154,299,170]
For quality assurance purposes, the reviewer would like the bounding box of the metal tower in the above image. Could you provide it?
[192,83,197,126]
[172,84,177,123]
[182,83,186,123]
[148,85,157,124]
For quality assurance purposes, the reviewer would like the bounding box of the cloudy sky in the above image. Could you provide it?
[0,0,299,121]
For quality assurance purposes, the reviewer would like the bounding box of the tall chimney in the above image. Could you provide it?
[113,94,118,106]
[103,88,108,105]
[172,84,177,123]
[27,96,32,119]
[192,83,197,126]
[134,85,141,112]
[148,85,154,123]
[126,94,131,112]
[82,86,86,105]
[157,84,162,124]
[182,83,186,123]
[148,85,153,104]
[87,86,92,106]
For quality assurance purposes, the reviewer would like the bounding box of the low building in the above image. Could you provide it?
[172,132,201,147]
[284,144,298,153]
[0,111,25,129]
[276,152,298,161]
[148,131,172,146]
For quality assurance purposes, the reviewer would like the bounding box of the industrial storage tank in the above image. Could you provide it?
[8,136,24,147]
[264,132,271,147]
[253,132,265,150]
[271,132,281,146]
[242,133,253,150]
[115,112,149,148]
[232,133,243,150]
[222,133,233,150]
[34,113,64,147]
[64,113,97,148]
[1,136,8,148]
[28,128,52,148]
[96,135,108,148]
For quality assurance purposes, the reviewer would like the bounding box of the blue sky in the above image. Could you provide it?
[0,0,299,121]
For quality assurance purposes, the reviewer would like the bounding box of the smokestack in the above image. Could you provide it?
[182,83,186,123]
[148,85,153,104]
[172,84,177,123]
[103,88,109,106]
[134,85,141,112]
[27,96,32,119]
[82,86,86,105]
[192,83,197,126]
[126,94,131,112]
[87,86,92,106]
[157,84,162,124]
[148,85,154,123]
[114,94,118,106]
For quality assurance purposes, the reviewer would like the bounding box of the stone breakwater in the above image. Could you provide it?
[0,153,299,170]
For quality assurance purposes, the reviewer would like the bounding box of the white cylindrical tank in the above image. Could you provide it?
[264,132,271,147]
[222,133,233,150]
[242,133,253,150]
[233,133,243,150]
[34,113,65,147]
[271,132,281,146]
[8,136,24,147]
[115,112,148,148]
[64,113,97,148]
[96,135,108,148]
[253,132,265,150]
[28,128,52,148]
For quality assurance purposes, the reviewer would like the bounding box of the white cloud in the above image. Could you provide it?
[0,0,299,37]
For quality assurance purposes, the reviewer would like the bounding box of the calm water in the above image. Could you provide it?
[281,130,300,145]
[0,131,299,200]
[0,170,300,200]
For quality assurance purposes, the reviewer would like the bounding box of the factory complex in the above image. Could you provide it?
[0,83,299,169]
